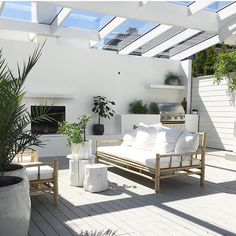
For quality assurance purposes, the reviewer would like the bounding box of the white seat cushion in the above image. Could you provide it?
[175,130,199,154]
[133,122,162,151]
[97,146,200,169]
[26,165,53,181]
[154,127,184,154]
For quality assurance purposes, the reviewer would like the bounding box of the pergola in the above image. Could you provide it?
[1,1,236,60]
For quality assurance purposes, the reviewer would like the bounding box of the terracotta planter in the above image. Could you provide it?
[0,175,31,236]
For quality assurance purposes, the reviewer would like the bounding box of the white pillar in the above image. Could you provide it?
[181,59,192,114]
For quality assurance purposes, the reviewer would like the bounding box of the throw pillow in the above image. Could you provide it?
[133,122,162,151]
[175,130,199,154]
[121,129,137,146]
[154,127,184,154]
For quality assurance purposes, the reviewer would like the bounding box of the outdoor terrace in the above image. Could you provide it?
[29,149,236,236]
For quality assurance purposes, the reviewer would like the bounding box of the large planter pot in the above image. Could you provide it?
[70,140,92,159]
[4,164,29,190]
[93,124,104,135]
[0,175,31,236]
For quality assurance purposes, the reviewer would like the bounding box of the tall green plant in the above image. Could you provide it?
[92,96,115,124]
[0,45,51,176]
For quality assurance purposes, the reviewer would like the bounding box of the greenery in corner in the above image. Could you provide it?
[129,100,148,114]
[58,115,91,145]
[192,44,230,77]
[92,96,115,124]
[0,44,52,176]
[164,72,182,86]
[214,51,236,92]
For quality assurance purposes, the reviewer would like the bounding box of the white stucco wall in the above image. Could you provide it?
[0,38,188,156]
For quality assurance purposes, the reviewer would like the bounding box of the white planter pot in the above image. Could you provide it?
[4,164,29,190]
[0,176,31,236]
[71,140,92,159]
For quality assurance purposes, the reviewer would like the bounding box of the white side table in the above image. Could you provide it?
[66,155,95,187]
[83,164,108,192]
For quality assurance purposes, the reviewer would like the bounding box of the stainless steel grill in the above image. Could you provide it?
[158,103,185,124]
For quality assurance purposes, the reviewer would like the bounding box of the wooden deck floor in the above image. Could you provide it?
[29,149,236,236]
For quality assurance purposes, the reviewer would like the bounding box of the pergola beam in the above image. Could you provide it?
[118,24,172,55]
[0,18,99,41]
[58,1,218,32]
[51,7,72,34]
[143,28,200,57]
[99,17,126,39]
[188,1,212,15]
[170,35,220,60]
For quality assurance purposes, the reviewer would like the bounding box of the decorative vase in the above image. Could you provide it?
[71,143,80,155]
[0,175,31,236]
[78,140,92,159]
[93,124,104,135]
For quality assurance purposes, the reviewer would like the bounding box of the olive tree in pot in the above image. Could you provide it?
[92,96,115,135]
[0,45,51,235]
[58,115,92,158]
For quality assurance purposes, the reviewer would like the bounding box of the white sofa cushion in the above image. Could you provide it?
[121,129,137,146]
[132,122,162,151]
[175,130,199,154]
[154,127,184,154]
[97,146,200,169]
[26,165,53,181]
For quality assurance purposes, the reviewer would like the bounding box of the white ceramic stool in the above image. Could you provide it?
[83,164,108,192]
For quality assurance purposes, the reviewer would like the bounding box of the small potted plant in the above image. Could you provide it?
[92,96,115,135]
[129,100,148,114]
[164,72,182,86]
[58,115,92,158]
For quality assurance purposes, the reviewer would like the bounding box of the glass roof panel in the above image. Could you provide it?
[93,19,157,51]
[62,10,113,31]
[206,1,232,12]
[1,1,31,22]
[169,1,193,7]
[38,6,63,25]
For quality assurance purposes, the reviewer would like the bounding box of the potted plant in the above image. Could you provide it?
[0,45,51,235]
[58,115,92,158]
[92,96,115,135]
[214,50,236,92]
[129,100,148,114]
[164,72,182,86]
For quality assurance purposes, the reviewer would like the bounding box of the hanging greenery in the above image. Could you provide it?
[214,50,236,92]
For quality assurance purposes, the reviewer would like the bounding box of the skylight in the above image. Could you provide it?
[62,10,113,31]
[169,1,193,7]
[1,1,31,22]
[93,19,157,51]
[206,1,232,12]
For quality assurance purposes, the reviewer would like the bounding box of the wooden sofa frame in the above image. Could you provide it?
[96,132,207,192]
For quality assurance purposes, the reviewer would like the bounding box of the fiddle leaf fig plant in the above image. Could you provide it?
[0,44,52,176]
[214,51,236,92]
[92,96,115,124]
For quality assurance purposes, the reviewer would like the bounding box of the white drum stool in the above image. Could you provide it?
[83,164,108,192]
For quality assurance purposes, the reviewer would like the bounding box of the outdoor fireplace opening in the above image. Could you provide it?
[31,106,65,135]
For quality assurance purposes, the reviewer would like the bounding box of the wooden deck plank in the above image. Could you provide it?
[29,150,236,236]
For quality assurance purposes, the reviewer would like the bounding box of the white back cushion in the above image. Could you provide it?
[175,130,199,154]
[133,122,162,151]
[121,129,137,146]
[154,127,184,154]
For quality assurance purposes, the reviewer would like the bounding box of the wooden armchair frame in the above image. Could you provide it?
[15,149,39,163]
[23,160,59,206]
[96,132,207,192]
